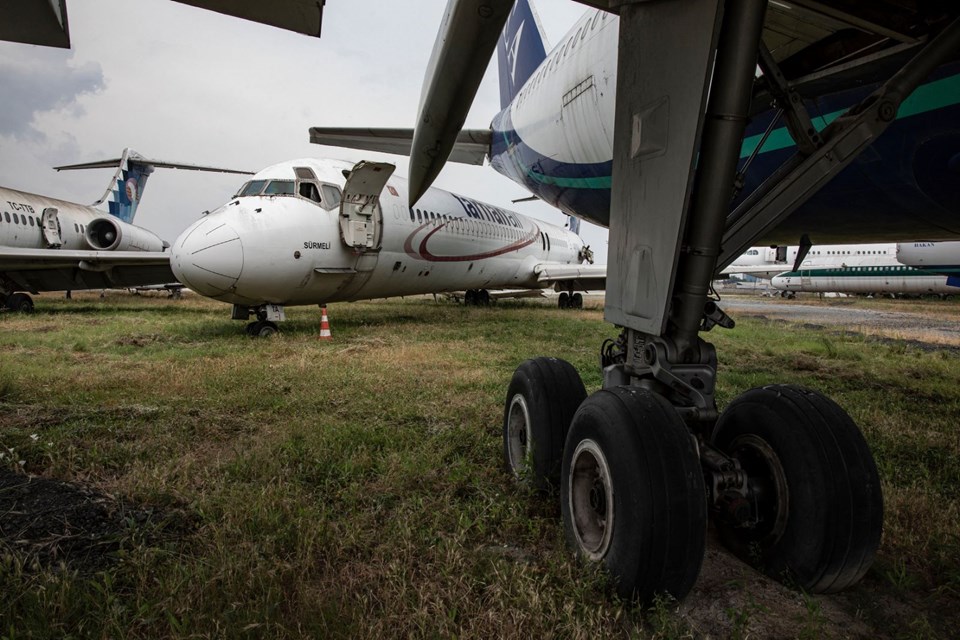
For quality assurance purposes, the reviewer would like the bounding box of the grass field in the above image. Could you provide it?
[1,292,958,638]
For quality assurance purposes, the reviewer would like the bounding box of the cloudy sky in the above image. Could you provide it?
[0,0,608,262]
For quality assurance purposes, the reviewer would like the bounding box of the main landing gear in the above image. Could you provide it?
[500,0,907,603]
[464,289,491,306]
[1,292,35,313]
[557,291,583,310]
[504,349,883,601]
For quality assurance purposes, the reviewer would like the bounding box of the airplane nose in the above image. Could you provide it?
[170,217,243,296]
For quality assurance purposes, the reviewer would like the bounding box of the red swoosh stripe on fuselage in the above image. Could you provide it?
[403,221,541,262]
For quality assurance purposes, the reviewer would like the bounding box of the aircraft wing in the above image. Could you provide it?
[535,263,607,292]
[0,248,175,294]
[718,264,789,279]
[309,127,491,166]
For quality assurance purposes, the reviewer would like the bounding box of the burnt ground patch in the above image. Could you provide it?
[0,470,195,573]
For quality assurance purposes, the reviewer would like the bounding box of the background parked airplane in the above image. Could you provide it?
[169,157,603,336]
[0,149,250,311]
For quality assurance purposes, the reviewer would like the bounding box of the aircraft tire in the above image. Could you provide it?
[465,290,476,306]
[561,386,706,603]
[6,293,34,313]
[247,320,279,338]
[479,289,491,306]
[711,384,883,593]
[571,293,583,309]
[502,357,586,491]
[558,292,569,309]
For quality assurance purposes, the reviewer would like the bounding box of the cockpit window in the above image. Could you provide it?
[321,184,342,210]
[299,181,322,204]
[237,180,267,197]
[264,180,295,195]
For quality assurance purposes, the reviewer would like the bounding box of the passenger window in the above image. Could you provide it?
[3,212,8,222]
[13,213,19,224]
[264,180,295,195]
[29,216,35,227]
[299,181,322,204]
[321,185,341,210]
[238,180,267,197]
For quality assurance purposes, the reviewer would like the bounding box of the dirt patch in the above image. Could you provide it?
[0,470,195,573]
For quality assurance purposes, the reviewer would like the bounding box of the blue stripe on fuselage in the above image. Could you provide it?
[490,61,960,242]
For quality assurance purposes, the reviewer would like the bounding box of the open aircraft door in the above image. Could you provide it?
[330,161,395,300]
[41,207,62,248]
[339,161,394,252]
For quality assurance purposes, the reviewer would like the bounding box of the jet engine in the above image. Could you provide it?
[85,217,168,252]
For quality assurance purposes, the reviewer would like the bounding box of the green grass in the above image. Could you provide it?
[1,291,959,638]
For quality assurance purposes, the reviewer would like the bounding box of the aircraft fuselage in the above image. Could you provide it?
[170,158,585,307]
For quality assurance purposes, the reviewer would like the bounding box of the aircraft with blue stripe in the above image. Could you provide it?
[309,0,960,604]
[312,0,959,246]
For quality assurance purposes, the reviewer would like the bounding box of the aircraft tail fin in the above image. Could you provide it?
[55,148,252,223]
[497,0,548,111]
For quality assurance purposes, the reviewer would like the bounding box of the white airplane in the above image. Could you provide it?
[765,240,960,297]
[313,0,960,603]
[168,157,603,336]
[726,243,899,280]
[0,149,250,311]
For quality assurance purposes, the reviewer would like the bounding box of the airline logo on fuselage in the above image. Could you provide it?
[403,194,538,262]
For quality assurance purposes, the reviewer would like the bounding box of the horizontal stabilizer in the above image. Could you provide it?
[309,127,491,166]
[54,153,253,175]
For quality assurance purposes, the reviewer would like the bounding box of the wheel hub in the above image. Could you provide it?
[506,394,532,476]
[569,439,614,560]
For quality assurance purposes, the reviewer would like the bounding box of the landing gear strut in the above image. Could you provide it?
[494,0,940,603]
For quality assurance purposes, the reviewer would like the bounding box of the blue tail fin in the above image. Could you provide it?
[497,0,547,110]
[70,149,154,223]
[100,149,154,223]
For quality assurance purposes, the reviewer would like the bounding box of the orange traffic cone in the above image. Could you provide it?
[319,306,333,341]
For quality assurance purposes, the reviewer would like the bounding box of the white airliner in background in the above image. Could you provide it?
[0,149,250,312]
[169,158,603,336]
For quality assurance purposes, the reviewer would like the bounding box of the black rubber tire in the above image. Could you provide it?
[558,292,569,309]
[561,386,707,603]
[6,293,34,313]
[502,357,587,491]
[465,290,476,306]
[712,384,883,593]
[571,293,583,309]
[256,321,279,337]
[478,289,491,306]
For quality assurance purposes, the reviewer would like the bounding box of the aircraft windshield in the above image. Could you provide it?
[264,180,295,196]
[237,180,267,197]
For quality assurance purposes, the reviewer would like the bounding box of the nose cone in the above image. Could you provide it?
[171,217,243,297]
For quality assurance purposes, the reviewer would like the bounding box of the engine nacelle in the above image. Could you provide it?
[85,217,167,252]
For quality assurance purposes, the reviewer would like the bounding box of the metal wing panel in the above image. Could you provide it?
[309,127,491,166]
[171,0,324,38]
[0,249,175,292]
